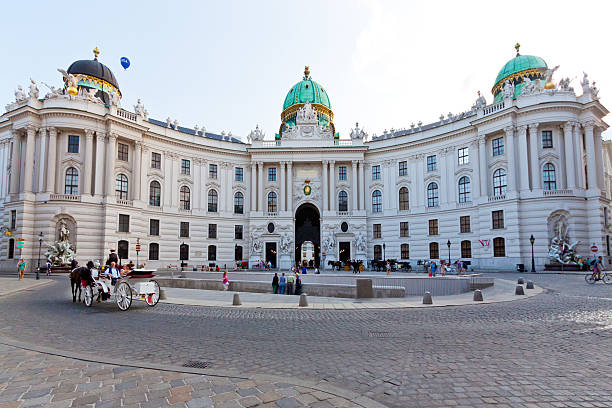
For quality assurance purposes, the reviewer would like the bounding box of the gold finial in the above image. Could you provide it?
[93,47,100,60]
[514,42,520,56]
[304,65,310,79]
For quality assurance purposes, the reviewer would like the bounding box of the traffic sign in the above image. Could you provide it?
[16,238,24,249]
[591,245,599,253]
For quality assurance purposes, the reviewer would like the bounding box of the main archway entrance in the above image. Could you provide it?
[295,203,320,268]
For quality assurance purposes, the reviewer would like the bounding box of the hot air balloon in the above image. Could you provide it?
[120,57,130,70]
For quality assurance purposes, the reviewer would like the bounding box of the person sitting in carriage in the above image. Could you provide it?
[105,261,122,286]
[78,261,110,301]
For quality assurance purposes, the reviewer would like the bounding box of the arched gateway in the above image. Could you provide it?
[295,203,320,268]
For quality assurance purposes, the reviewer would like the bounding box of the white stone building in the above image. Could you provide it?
[0,47,609,271]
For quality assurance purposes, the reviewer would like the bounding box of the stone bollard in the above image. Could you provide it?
[473,289,483,302]
[423,292,433,305]
[515,285,525,295]
[299,293,309,307]
[232,293,242,306]
[518,278,525,284]
[159,289,167,300]
[526,280,534,289]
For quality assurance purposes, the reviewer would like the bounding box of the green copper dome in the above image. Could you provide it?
[283,70,331,110]
[493,54,547,89]
[491,45,548,103]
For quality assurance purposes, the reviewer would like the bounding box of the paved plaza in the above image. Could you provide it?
[0,273,611,407]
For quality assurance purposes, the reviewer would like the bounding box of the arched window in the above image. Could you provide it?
[180,243,189,261]
[179,186,190,210]
[399,187,409,211]
[208,245,216,261]
[64,167,79,195]
[208,189,218,212]
[115,174,128,200]
[492,169,507,196]
[338,191,348,212]
[267,191,277,213]
[461,240,472,258]
[234,192,244,214]
[373,244,382,260]
[429,242,439,259]
[118,239,129,260]
[427,183,439,207]
[235,245,243,261]
[149,181,161,206]
[149,243,159,260]
[543,163,557,191]
[400,243,410,259]
[372,190,382,213]
[493,237,505,257]
[458,176,471,203]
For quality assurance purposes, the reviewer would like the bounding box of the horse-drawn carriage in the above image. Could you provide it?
[72,267,161,311]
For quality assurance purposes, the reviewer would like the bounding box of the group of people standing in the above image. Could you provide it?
[272,272,303,295]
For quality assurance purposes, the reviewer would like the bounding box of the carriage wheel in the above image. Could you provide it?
[145,280,161,307]
[83,286,93,307]
[115,282,132,311]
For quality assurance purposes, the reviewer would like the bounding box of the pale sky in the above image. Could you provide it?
[2,0,610,140]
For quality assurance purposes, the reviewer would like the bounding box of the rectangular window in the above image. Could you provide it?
[180,159,190,175]
[151,152,161,169]
[148,243,159,260]
[428,219,438,236]
[209,164,217,179]
[493,237,506,257]
[372,165,381,180]
[429,242,439,259]
[179,222,189,238]
[492,137,504,156]
[458,147,469,165]
[460,216,471,233]
[338,166,347,181]
[461,240,472,258]
[118,214,130,233]
[235,167,243,182]
[373,224,381,239]
[10,210,16,230]
[542,130,553,148]
[401,244,410,259]
[427,155,437,172]
[208,224,217,239]
[398,161,407,176]
[235,225,243,240]
[268,167,277,182]
[400,222,409,237]
[118,143,129,161]
[68,135,79,153]
[492,210,504,229]
[149,219,160,236]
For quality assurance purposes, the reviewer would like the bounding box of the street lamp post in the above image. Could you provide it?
[382,243,386,262]
[446,240,451,265]
[530,234,536,272]
[37,232,43,280]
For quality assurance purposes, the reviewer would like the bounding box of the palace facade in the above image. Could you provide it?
[0,47,610,271]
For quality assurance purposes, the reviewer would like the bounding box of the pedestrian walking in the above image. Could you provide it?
[46,260,52,276]
[279,273,286,294]
[17,258,27,280]
[431,261,437,277]
[386,261,391,275]
[272,273,279,294]
[222,271,230,291]
[286,273,294,295]
[295,276,303,296]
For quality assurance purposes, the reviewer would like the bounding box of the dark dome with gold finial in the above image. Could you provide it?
[65,48,121,103]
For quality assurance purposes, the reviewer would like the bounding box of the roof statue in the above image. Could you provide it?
[28,79,39,99]
[14,85,26,103]
[471,91,487,110]
[248,125,264,142]
[542,65,560,89]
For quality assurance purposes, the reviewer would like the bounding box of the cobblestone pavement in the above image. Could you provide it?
[0,344,363,408]
[1,274,612,407]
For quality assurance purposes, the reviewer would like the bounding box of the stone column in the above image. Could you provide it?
[583,122,598,192]
[446,148,455,202]
[83,130,94,196]
[250,162,257,212]
[439,152,448,204]
[105,133,117,197]
[563,122,576,189]
[93,131,105,196]
[140,146,150,202]
[279,161,286,212]
[37,128,47,193]
[573,123,586,189]
[133,141,142,200]
[257,161,264,212]
[171,155,179,207]
[528,123,541,190]
[23,126,36,193]
[0,141,7,198]
[470,142,481,199]
[286,161,293,213]
[517,125,529,192]
[504,126,516,193]
[351,160,358,211]
[225,162,233,212]
[9,130,21,195]
[201,160,207,210]
[358,160,365,210]
[329,161,335,211]
[594,126,605,191]
[478,134,487,197]
[322,160,328,211]
[163,152,172,206]
[388,159,397,209]
[193,158,201,210]
[415,156,424,207]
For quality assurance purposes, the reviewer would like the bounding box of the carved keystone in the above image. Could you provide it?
[518,278,525,284]
[515,285,525,295]
[159,289,167,300]
[423,292,433,305]
[232,293,242,306]
[526,280,534,289]
[473,289,483,302]
[299,293,309,307]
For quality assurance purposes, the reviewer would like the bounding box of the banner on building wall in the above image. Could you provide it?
[478,239,490,248]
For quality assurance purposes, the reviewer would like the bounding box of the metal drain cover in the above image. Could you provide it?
[368,331,394,338]
[182,360,211,369]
